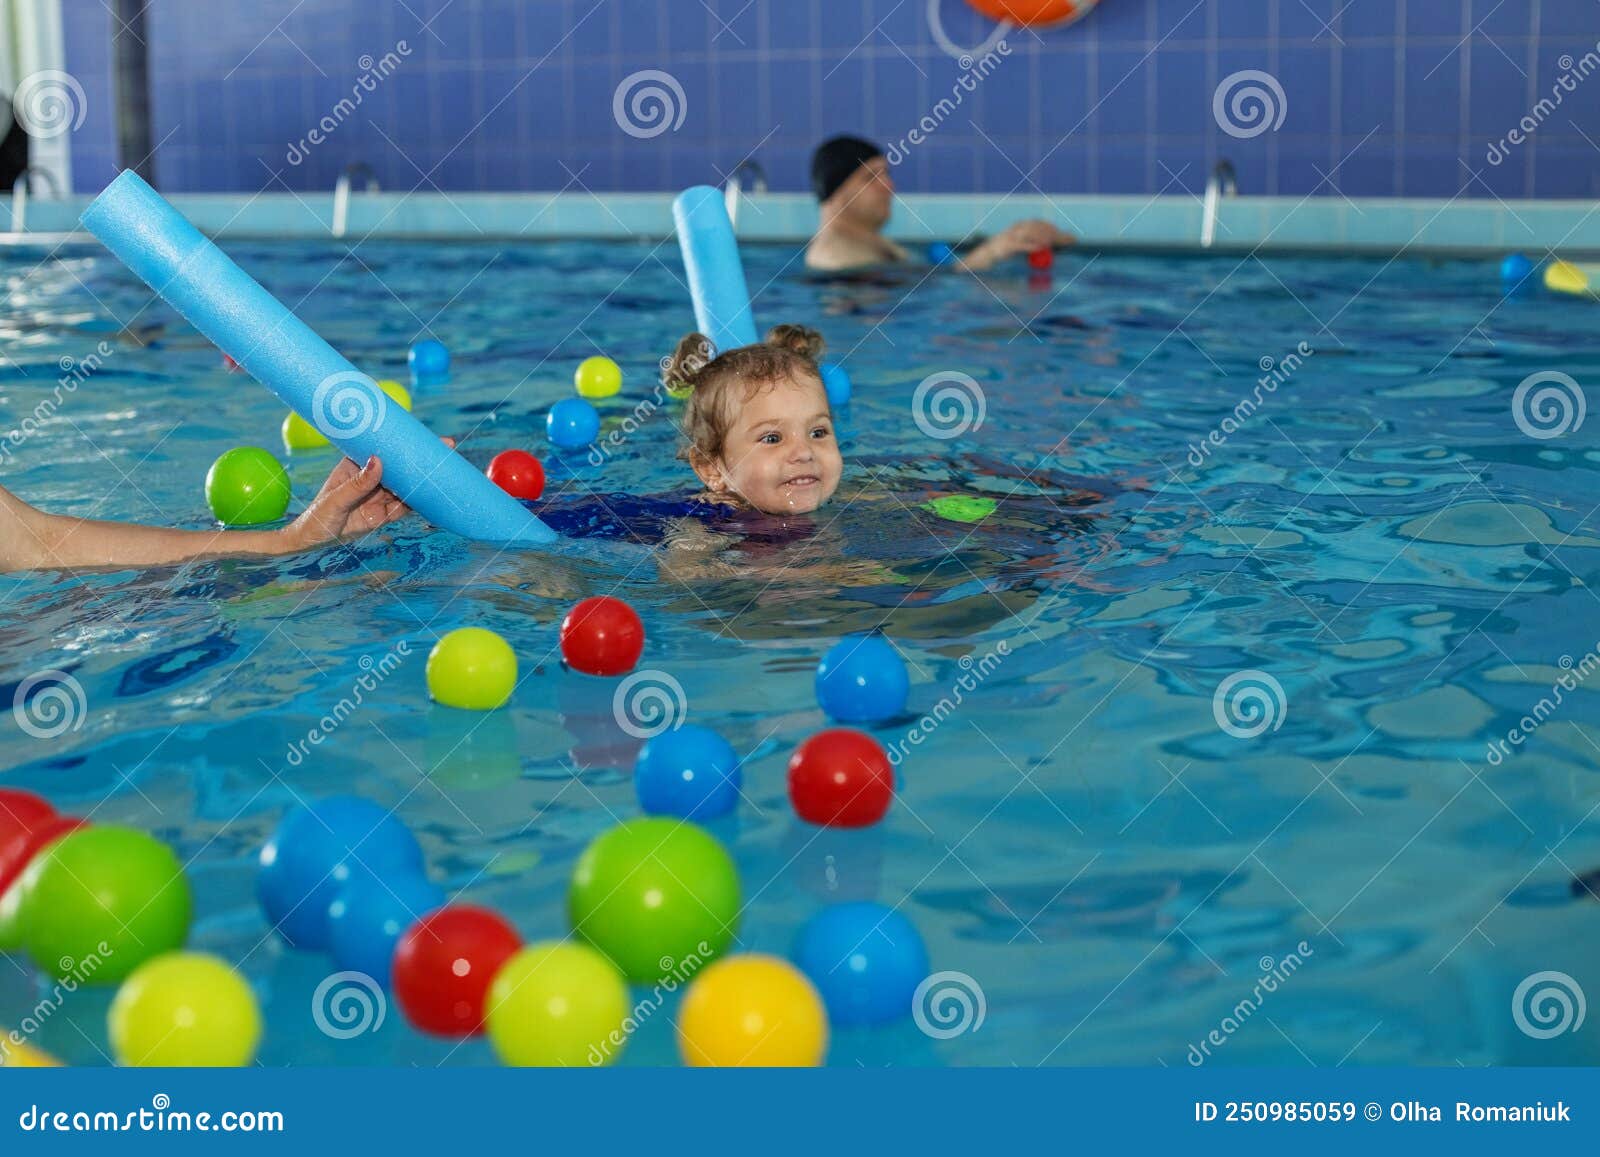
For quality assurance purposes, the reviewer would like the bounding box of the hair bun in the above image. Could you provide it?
[663,331,715,392]
[764,324,824,362]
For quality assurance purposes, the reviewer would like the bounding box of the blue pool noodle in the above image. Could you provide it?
[672,186,758,353]
[79,170,555,546]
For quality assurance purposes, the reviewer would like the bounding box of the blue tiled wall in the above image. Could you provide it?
[59,0,1600,199]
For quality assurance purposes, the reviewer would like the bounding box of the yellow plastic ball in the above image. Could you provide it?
[677,954,828,1067]
[107,952,262,1067]
[0,1036,60,1067]
[486,942,631,1067]
[282,378,413,451]
[426,627,517,710]
[575,356,622,399]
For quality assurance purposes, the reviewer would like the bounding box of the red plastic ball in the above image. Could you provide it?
[787,729,895,828]
[393,905,521,1037]
[0,816,83,895]
[559,596,645,676]
[487,450,545,501]
[222,353,241,372]
[966,0,1087,27]
[1027,248,1054,271]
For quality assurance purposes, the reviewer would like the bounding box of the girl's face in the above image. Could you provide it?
[696,373,842,514]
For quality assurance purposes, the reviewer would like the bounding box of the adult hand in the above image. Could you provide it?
[994,219,1076,257]
[281,437,457,550]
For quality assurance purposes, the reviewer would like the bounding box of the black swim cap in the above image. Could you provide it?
[810,135,885,203]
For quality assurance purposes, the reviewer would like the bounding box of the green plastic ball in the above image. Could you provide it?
[574,356,622,399]
[922,495,998,524]
[427,627,518,710]
[108,951,261,1067]
[17,826,192,985]
[486,941,631,1067]
[568,818,740,985]
[205,446,291,526]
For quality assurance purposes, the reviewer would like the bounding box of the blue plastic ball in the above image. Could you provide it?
[793,901,929,1027]
[928,242,955,265]
[257,796,424,951]
[1500,253,1535,288]
[634,724,743,820]
[408,339,450,379]
[819,362,852,407]
[328,870,446,987]
[547,397,601,448]
[815,633,909,724]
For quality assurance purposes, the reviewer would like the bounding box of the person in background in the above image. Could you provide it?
[803,135,1074,273]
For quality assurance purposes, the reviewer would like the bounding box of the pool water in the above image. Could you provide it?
[2,238,1598,1067]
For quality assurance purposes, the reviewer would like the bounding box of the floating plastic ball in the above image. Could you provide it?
[408,339,450,379]
[547,398,601,448]
[486,941,631,1067]
[635,724,742,821]
[793,902,929,1026]
[0,789,65,894]
[0,1038,59,1066]
[0,814,82,952]
[559,596,644,676]
[788,729,894,828]
[678,954,828,1067]
[257,796,423,951]
[819,362,852,407]
[205,446,291,526]
[486,450,545,501]
[328,871,446,987]
[928,242,956,265]
[1500,252,1535,288]
[815,633,910,724]
[16,825,191,984]
[568,818,740,984]
[283,379,411,451]
[108,951,262,1067]
[575,356,623,399]
[222,352,241,372]
[393,905,521,1037]
[922,494,997,523]
[1028,247,1054,271]
[964,0,1097,27]
[427,626,517,711]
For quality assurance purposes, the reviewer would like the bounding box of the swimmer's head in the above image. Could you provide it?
[665,325,842,516]
[812,135,893,228]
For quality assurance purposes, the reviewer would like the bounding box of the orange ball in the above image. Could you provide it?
[964,0,1089,27]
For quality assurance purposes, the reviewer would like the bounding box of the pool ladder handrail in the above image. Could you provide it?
[11,166,64,233]
[723,159,768,232]
[1201,159,1236,249]
[332,163,380,238]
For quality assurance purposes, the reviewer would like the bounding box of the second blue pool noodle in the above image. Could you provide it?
[79,170,555,546]
[673,185,758,354]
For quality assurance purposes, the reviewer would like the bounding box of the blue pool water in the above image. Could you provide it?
[2,239,1598,1067]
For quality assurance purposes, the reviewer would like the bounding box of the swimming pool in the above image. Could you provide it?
[2,237,1598,1066]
